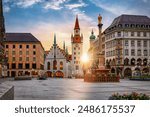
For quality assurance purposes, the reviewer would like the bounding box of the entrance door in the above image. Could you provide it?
[11,71,16,77]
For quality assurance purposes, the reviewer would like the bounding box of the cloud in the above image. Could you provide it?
[65,2,87,9]
[89,0,139,16]
[15,0,42,8]
[4,5,10,12]
[43,0,69,10]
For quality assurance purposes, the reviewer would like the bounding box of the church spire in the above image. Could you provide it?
[66,46,68,55]
[54,33,56,47]
[63,41,65,51]
[74,15,80,30]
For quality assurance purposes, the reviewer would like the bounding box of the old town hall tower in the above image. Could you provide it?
[71,16,83,77]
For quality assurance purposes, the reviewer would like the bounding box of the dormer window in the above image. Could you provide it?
[131,24,135,28]
[136,24,140,28]
[141,25,145,28]
[118,24,122,27]
[125,24,129,27]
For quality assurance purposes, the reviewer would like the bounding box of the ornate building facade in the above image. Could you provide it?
[44,34,72,78]
[0,0,7,77]
[5,33,45,77]
[104,15,150,77]
[71,16,83,77]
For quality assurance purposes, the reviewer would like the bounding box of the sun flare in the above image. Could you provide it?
[81,53,89,63]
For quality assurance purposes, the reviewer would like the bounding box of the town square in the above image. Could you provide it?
[0,0,150,100]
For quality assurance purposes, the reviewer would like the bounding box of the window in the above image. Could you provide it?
[76,65,79,70]
[124,32,128,36]
[26,57,29,61]
[143,32,147,37]
[131,32,134,36]
[6,45,8,48]
[137,32,140,37]
[33,57,36,61]
[6,51,8,55]
[12,51,15,55]
[137,50,141,56]
[74,52,76,55]
[125,49,129,56]
[12,57,15,61]
[131,40,135,47]
[144,40,147,47]
[19,57,22,61]
[53,60,57,70]
[32,64,36,69]
[13,45,15,48]
[26,51,29,55]
[47,62,50,70]
[144,50,148,56]
[117,32,121,37]
[12,64,16,69]
[78,52,80,55]
[7,64,9,69]
[74,57,76,60]
[33,45,36,49]
[33,51,36,55]
[18,64,23,69]
[25,64,30,69]
[137,40,141,47]
[125,40,128,46]
[19,51,22,55]
[26,45,29,48]
[60,62,63,70]
[19,45,22,48]
[74,47,76,50]
[131,49,135,56]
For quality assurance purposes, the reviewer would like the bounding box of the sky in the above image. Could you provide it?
[3,0,150,53]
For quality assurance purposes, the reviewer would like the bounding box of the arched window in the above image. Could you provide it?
[124,58,129,66]
[143,58,147,66]
[53,60,57,70]
[47,62,50,70]
[60,61,63,70]
[137,58,142,66]
[131,58,135,66]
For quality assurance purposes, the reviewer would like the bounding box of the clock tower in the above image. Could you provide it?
[71,15,83,77]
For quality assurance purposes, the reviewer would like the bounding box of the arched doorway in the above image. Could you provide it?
[143,68,149,75]
[55,71,64,78]
[47,71,52,77]
[124,68,132,77]
[134,67,141,76]
[11,71,16,77]
[124,58,129,66]
[111,68,115,73]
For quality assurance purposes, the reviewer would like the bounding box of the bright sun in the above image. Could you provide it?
[81,53,89,63]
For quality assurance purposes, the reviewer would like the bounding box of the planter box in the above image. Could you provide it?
[14,76,32,80]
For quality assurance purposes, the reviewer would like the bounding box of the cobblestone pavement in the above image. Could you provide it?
[4,78,150,100]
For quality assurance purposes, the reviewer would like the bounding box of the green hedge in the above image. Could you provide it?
[109,92,150,100]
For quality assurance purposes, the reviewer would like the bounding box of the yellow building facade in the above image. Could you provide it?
[5,33,45,77]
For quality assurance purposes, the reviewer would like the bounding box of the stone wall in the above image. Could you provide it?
[0,83,14,100]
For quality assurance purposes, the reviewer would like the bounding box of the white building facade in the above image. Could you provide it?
[44,34,72,78]
[104,15,150,77]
